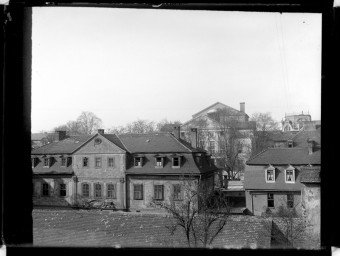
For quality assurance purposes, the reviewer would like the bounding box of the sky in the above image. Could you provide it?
[31,7,321,133]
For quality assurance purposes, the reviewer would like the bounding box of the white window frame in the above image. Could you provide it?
[285,165,295,183]
[95,157,102,168]
[265,165,275,183]
[106,183,117,199]
[43,158,50,168]
[134,157,142,168]
[155,157,163,168]
[172,157,181,168]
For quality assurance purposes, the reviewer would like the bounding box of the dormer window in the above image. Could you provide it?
[285,165,295,183]
[288,140,293,148]
[265,165,275,183]
[43,157,50,168]
[134,155,144,168]
[32,158,36,168]
[61,157,66,167]
[171,154,182,168]
[195,153,203,168]
[153,154,165,168]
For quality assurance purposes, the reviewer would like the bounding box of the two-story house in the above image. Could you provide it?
[244,127,321,216]
[120,128,217,211]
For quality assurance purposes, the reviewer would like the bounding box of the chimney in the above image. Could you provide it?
[173,126,180,139]
[57,130,67,141]
[98,129,104,135]
[307,138,314,154]
[190,128,198,148]
[240,102,245,113]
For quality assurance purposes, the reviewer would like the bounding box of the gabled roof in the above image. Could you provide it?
[31,135,94,154]
[117,132,203,153]
[300,166,321,183]
[246,148,321,165]
[292,129,321,148]
[191,102,247,119]
[101,133,127,151]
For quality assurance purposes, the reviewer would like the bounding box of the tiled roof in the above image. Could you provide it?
[31,135,94,154]
[244,165,304,190]
[125,153,215,175]
[268,132,295,141]
[192,102,246,119]
[33,209,272,248]
[32,157,74,175]
[292,129,321,148]
[31,132,57,141]
[118,133,202,153]
[246,148,321,165]
[102,134,127,151]
[300,166,321,183]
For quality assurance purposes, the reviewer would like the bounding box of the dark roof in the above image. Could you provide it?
[33,210,272,248]
[268,132,295,141]
[31,135,94,154]
[101,134,127,151]
[292,129,321,148]
[126,153,215,175]
[118,132,202,153]
[246,148,320,165]
[300,166,321,183]
[191,102,247,119]
[32,156,74,175]
[31,132,57,141]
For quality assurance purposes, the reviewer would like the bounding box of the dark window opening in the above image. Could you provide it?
[287,194,294,208]
[42,183,49,197]
[267,193,274,208]
[59,183,66,197]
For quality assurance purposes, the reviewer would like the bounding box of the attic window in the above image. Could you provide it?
[288,140,293,148]
[285,165,295,183]
[43,158,50,168]
[172,157,180,168]
[31,158,36,168]
[265,165,275,183]
[61,157,66,167]
[134,157,142,167]
[155,157,164,168]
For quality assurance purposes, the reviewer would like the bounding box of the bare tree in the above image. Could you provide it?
[109,119,156,134]
[249,112,280,156]
[156,119,182,132]
[77,111,103,135]
[152,178,230,248]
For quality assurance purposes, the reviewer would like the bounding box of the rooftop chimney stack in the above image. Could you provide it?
[98,129,104,135]
[240,102,245,113]
[307,138,314,154]
[57,130,67,141]
[190,128,198,148]
[173,126,180,139]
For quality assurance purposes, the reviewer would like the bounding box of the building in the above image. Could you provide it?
[281,112,320,133]
[180,102,256,182]
[244,127,321,216]
[32,129,217,210]
[31,131,66,149]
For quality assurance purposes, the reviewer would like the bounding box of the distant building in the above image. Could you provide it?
[281,112,320,133]
[31,131,67,149]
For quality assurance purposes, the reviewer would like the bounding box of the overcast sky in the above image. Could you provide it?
[31,7,321,133]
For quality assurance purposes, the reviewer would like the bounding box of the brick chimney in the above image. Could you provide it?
[240,102,245,113]
[307,138,314,154]
[173,126,180,139]
[190,128,198,148]
[98,129,104,135]
[57,130,67,141]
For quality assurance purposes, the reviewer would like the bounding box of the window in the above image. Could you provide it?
[94,183,102,198]
[287,194,294,208]
[173,184,182,200]
[134,157,142,167]
[133,184,143,200]
[172,157,180,168]
[107,184,116,199]
[265,166,275,183]
[155,157,163,168]
[95,157,102,168]
[267,193,274,208]
[83,157,89,167]
[154,185,164,200]
[59,183,67,197]
[43,158,49,167]
[82,183,90,198]
[288,140,293,148]
[209,140,215,153]
[199,140,205,149]
[285,166,295,183]
[61,157,66,167]
[42,183,49,197]
[108,157,115,168]
[32,158,35,168]
[180,132,185,138]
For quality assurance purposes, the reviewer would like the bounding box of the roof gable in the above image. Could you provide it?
[75,134,126,154]
[192,102,244,119]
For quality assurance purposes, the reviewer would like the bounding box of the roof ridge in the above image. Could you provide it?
[168,132,193,152]
[112,134,130,153]
[246,147,269,163]
[99,133,127,152]
[70,133,97,154]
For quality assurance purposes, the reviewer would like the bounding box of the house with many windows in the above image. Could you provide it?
[32,128,216,211]
[120,128,217,211]
[244,127,321,216]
